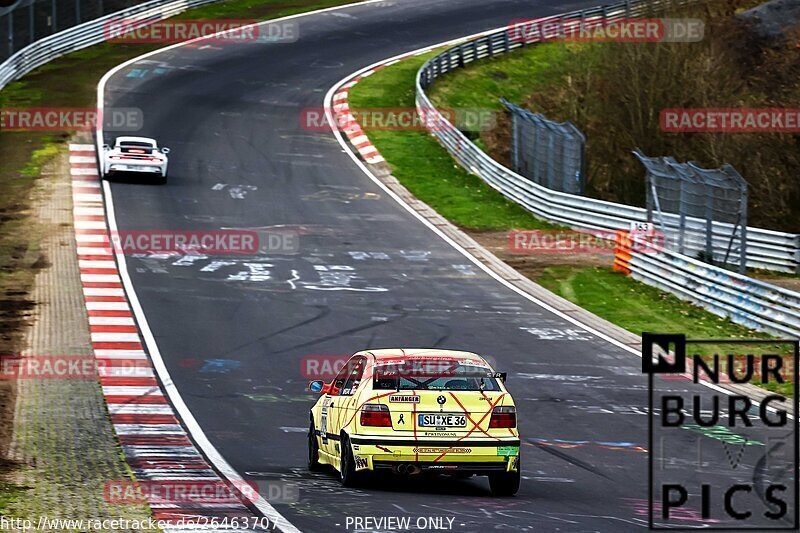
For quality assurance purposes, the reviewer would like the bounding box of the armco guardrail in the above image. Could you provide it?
[415,0,800,273]
[614,233,800,338]
[0,0,223,91]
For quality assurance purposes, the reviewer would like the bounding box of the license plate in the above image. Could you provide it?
[417,413,466,427]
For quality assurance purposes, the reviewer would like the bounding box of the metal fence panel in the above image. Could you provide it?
[504,98,586,195]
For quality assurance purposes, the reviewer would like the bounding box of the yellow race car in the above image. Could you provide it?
[307,349,520,496]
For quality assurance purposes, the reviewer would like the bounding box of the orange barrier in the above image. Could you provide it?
[613,230,632,274]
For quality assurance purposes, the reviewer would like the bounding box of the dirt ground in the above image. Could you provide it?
[467,230,614,278]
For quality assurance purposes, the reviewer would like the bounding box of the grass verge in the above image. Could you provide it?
[348,54,555,231]
[347,49,791,396]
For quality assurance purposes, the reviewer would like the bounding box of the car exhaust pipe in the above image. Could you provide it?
[393,463,421,476]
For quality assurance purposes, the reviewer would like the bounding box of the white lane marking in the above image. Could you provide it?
[75,220,107,230]
[74,194,104,204]
[108,405,176,415]
[103,386,163,396]
[90,316,137,325]
[75,207,106,216]
[84,288,126,297]
[78,247,113,256]
[95,5,399,531]
[81,274,122,283]
[91,332,142,343]
[70,143,95,151]
[99,366,154,377]
[113,424,185,435]
[71,167,99,175]
[86,302,131,311]
[73,180,101,188]
[79,260,118,269]
[121,446,200,456]
[76,234,110,242]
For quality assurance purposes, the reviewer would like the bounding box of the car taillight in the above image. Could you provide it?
[360,404,391,427]
[489,406,516,428]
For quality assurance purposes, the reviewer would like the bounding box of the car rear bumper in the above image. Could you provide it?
[107,163,165,175]
[348,436,520,473]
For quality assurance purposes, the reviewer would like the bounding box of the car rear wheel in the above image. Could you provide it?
[339,435,361,487]
[158,172,168,185]
[307,419,322,471]
[488,462,520,496]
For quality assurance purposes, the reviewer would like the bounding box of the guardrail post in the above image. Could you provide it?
[704,185,714,264]
[29,2,34,44]
[6,11,12,58]
[677,175,686,254]
[457,45,464,67]
[51,0,57,33]
[795,236,800,274]
[511,113,519,171]
[76,0,82,24]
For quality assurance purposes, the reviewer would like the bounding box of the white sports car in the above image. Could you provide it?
[102,137,170,183]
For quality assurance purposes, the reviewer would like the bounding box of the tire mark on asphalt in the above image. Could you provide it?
[529,440,613,481]
[219,305,331,358]
[270,312,408,354]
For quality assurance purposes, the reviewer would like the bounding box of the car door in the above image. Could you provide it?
[317,362,349,460]
[327,355,367,457]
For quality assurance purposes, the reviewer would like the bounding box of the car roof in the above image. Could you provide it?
[116,136,156,146]
[357,348,486,363]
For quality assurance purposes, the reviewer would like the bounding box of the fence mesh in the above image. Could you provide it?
[634,149,748,272]
[0,0,156,63]
[502,98,586,195]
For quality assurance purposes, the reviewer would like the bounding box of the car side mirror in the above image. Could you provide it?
[160,147,170,154]
[103,144,111,151]
[309,380,330,394]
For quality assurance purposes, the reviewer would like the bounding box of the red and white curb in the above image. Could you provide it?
[328,45,471,165]
[70,144,259,528]
[331,73,387,165]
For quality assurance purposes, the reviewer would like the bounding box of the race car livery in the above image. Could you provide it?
[307,349,520,496]
[102,136,170,183]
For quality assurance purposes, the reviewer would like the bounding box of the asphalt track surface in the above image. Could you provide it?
[100,1,797,531]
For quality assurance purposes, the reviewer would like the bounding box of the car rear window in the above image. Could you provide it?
[120,142,155,154]
[373,361,501,391]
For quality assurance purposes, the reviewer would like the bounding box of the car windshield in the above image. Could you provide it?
[372,361,502,391]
